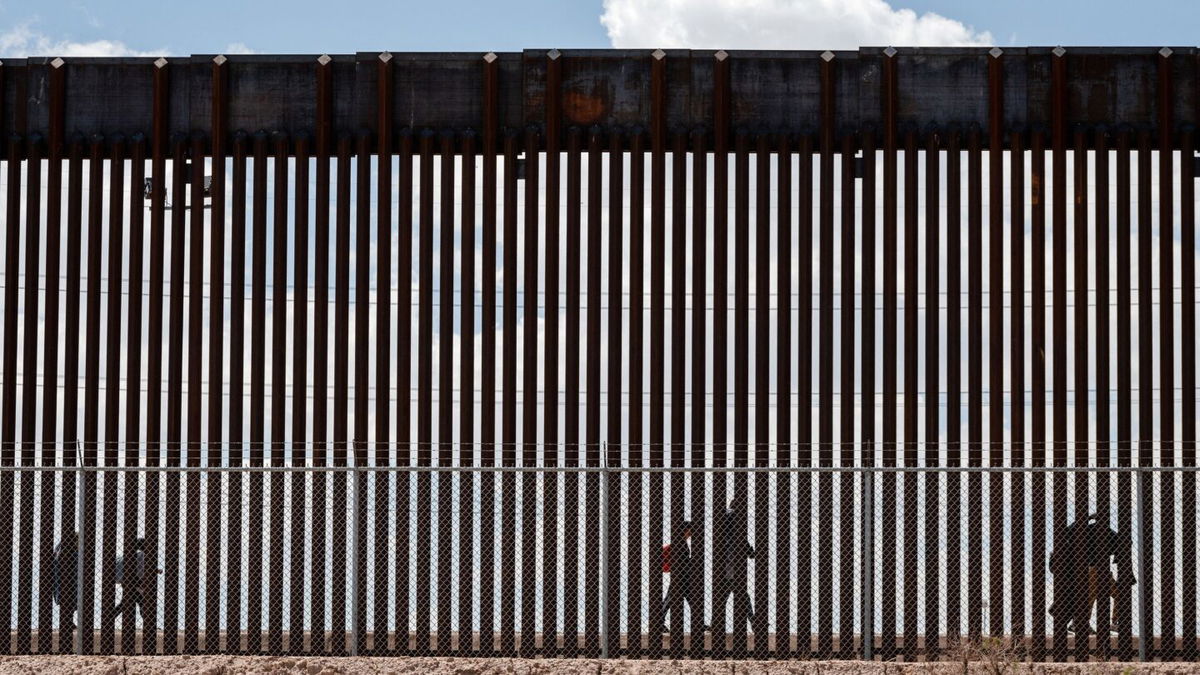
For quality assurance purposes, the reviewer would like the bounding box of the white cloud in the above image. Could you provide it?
[600,0,994,50]
[0,22,164,57]
[223,42,256,56]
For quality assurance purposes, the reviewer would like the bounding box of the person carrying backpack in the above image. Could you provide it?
[1049,514,1134,634]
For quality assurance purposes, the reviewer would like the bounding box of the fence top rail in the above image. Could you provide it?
[3,48,1197,147]
[2,464,1197,474]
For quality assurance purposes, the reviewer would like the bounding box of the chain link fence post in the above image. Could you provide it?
[75,441,85,656]
[861,464,873,661]
[1135,466,1149,662]
[349,454,361,656]
[599,443,610,659]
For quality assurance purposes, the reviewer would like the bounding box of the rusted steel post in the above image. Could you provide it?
[1181,125,1197,658]
[753,130,774,656]
[183,130,204,654]
[494,126,516,655]
[342,134,370,630]
[499,128,518,656]
[1049,48,1068,661]
[331,133,351,656]
[650,45,668,659]
[310,54,332,653]
[291,133,310,654]
[211,55,228,459]
[860,127,877,659]
[1094,127,1113,654]
[440,128,457,656]
[333,128,351,457]
[541,48,561,656]
[123,134,146,653]
[1156,49,1175,660]
[377,52,393,460]
[880,47,898,661]
[353,134,370,647]
[1009,128,1027,650]
[838,130,855,661]
[774,130,792,659]
[39,58,66,654]
[17,130,42,655]
[734,128,751,657]
[247,130,269,655]
[712,49,731,658]
[946,127,963,651]
[1072,126,1090,662]
[562,125,581,656]
[967,123,984,645]
[689,127,707,659]
[353,127,369,472]
[459,129,478,654]
[59,136,85,655]
[673,130,690,658]
[228,130,248,652]
[584,125,603,657]
[924,125,941,658]
[1136,128,1154,662]
[82,133,105,655]
[987,49,1006,643]
[208,55,229,654]
[99,134,124,655]
[1029,127,1047,660]
[250,129,269,467]
[143,58,168,653]
[1115,126,1133,660]
[605,127,625,654]
[269,131,290,655]
[817,50,835,660]
[903,127,919,660]
[521,125,538,656]
[396,126,414,656]
[796,132,813,658]
[628,126,645,656]
[479,54,499,656]
[0,99,19,476]
[417,129,436,655]
[373,54,394,656]
[187,135,205,461]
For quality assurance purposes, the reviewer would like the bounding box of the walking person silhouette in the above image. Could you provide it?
[51,531,80,631]
[654,519,707,634]
[113,537,159,627]
[713,490,755,640]
[1048,514,1134,635]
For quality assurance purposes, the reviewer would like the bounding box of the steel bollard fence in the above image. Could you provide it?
[0,460,1197,662]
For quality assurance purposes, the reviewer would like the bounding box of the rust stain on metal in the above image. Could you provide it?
[563,86,609,125]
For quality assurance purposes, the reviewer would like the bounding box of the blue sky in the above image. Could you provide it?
[2,0,1198,57]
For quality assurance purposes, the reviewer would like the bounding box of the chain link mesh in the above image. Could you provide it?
[1,465,1196,661]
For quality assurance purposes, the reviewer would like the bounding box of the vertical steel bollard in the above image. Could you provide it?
[862,465,874,660]
[349,458,361,656]
[1135,466,1149,662]
[599,444,610,659]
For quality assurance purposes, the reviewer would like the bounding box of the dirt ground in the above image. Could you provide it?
[2,656,1198,675]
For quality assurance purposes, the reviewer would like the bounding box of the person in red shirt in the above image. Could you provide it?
[654,518,707,634]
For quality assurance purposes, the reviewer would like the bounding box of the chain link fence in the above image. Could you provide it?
[1,463,1197,661]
